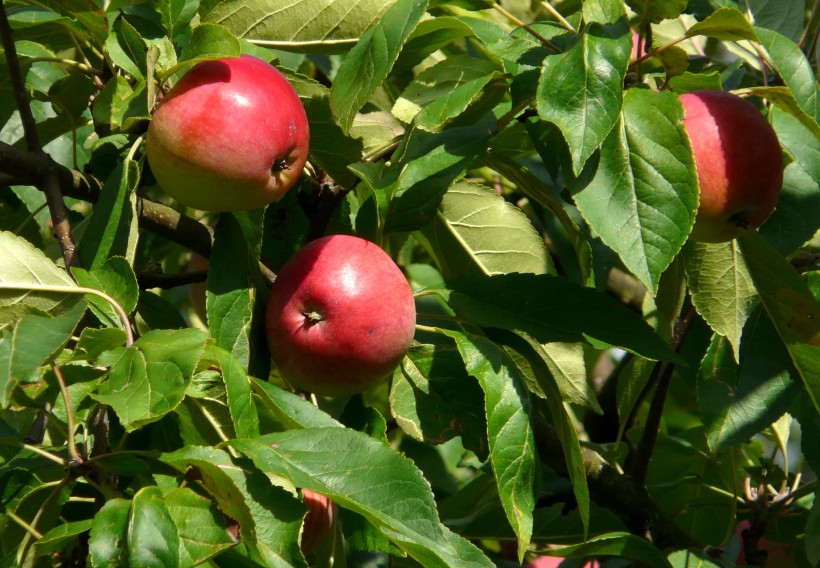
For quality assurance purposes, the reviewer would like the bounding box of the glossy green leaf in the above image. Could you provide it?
[393,55,506,132]
[128,486,180,568]
[683,241,756,361]
[73,327,128,361]
[538,22,632,175]
[391,344,488,459]
[760,106,820,255]
[697,308,800,454]
[159,0,200,41]
[0,230,81,329]
[250,377,343,430]
[571,88,698,293]
[439,330,537,559]
[165,487,236,567]
[106,16,146,80]
[33,519,93,557]
[207,212,262,368]
[77,159,139,270]
[583,0,625,25]
[684,7,756,41]
[231,429,494,567]
[385,118,493,233]
[737,231,820,413]
[201,344,259,439]
[204,0,396,53]
[73,256,139,329]
[331,0,428,133]
[418,181,553,279]
[160,23,241,80]
[88,498,131,568]
[0,300,85,407]
[441,273,678,362]
[161,446,306,566]
[93,329,207,430]
[491,330,590,541]
[755,27,820,125]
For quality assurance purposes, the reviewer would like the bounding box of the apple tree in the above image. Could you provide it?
[0,0,818,567]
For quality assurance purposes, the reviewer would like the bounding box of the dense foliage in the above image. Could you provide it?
[0,0,818,566]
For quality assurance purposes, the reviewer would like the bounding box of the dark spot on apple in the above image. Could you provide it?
[367,329,374,336]
[272,157,289,173]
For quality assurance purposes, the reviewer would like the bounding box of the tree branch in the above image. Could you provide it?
[626,304,698,486]
[533,416,699,549]
[0,1,78,267]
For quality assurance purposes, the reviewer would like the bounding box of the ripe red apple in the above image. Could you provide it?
[146,55,309,212]
[300,489,334,555]
[680,90,783,243]
[265,235,416,397]
[526,556,600,567]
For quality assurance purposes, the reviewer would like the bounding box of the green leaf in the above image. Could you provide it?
[201,344,259,439]
[759,106,820,255]
[491,330,590,540]
[165,487,236,567]
[128,486,180,568]
[207,212,263,368]
[0,230,81,329]
[748,0,804,43]
[88,498,131,568]
[697,308,800,454]
[73,256,139,329]
[570,88,698,293]
[231,429,494,567]
[73,327,128,361]
[330,0,428,133]
[159,0,200,41]
[0,300,86,407]
[92,76,137,131]
[77,159,140,270]
[391,344,488,459]
[160,23,241,80]
[682,241,756,361]
[542,532,672,567]
[418,181,553,279]
[755,27,820,125]
[136,290,188,330]
[161,446,313,567]
[737,231,820,414]
[441,273,679,362]
[440,331,537,559]
[742,86,820,139]
[485,154,595,286]
[395,16,477,72]
[105,16,146,80]
[538,22,632,175]
[808,492,820,567]
[250,377,343,430]
[385,118,493,233]
[627,0,687,24]
[33,519,93,557]
[392,55,506,132]
[93,329,207,431]
[537,342,601,412]
[684,7,757,41]
[204,0,396,54]
[583,0,626,25]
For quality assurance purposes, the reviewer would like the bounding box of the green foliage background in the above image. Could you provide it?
[0,0,818,566]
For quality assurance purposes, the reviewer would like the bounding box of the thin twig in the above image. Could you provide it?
[53,363,82,464]
[626,304,697,486]
[20,442,67,466]
[492,2,561,53]
[540,1,576,33]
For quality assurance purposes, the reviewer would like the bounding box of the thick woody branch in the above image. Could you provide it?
[0,1,78,267]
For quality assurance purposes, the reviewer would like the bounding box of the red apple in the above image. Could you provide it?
[300,489,334,555]
[265,235,416,397]
[146,55,309,212]
[680,90,783,243]
[526,556,600,567]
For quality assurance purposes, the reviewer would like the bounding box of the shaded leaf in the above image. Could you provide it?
[683,241,756,361]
